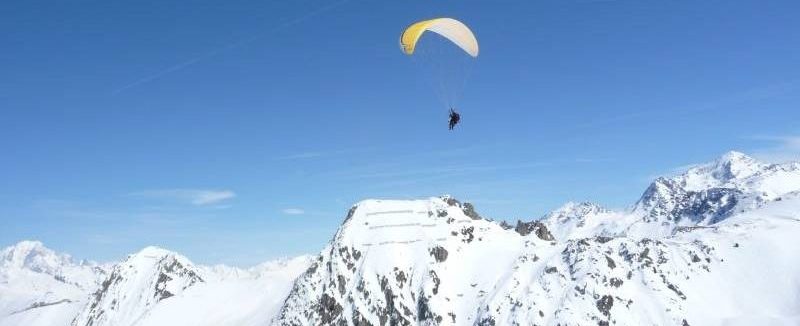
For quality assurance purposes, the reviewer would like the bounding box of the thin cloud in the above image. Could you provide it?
[669,164,701,174]
[642,163,701,183]
[639,141,800,182]
[282,208,305,215]
[343,158,612,189]
[274,146,377,161]
[574,157,615,163]
[86,234,116,245]
[32,199,126,222]
[131,189,236,206]
[276,152,327,160]
[331,161,564,180]
[112,0,351,94]
[748,136,800,163]
[573,79,800,130]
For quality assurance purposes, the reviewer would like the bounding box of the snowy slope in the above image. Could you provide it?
[635,151,800,225]
[140,256,311,326]
[70,246,206,326]
[0,241,106,326]
[276,152,800,326]
[0,242,311,326]
[275,197,538,325]
[69,247,313,326]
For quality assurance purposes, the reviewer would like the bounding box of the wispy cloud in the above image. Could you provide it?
[276,152,327,160]
[328,160,588,181]
[130,189,236,206]
[573,79,800,130]
[641,139,800,182]
[274,146,376,161]
[112,0,351,94]
[86,234,117,245]
[642,163,701,183]
[32,199,126,222]
[281,208,305,215]
[748,135,800,163]
[574,157,615,163]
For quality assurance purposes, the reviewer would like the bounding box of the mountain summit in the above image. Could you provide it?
[276,152,800,326]
[2,241,67,274]
[70,247,204,326]
[635,151,800,226]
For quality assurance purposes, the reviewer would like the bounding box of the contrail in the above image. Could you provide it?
[112,0,352,95]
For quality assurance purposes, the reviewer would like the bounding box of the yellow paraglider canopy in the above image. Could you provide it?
[400,18,479,58]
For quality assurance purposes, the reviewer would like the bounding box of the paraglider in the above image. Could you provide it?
[400,18,478,130]
[399,18,479,58]
[448,108,461,130]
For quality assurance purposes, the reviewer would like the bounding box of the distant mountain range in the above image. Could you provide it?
[2,151,800,326]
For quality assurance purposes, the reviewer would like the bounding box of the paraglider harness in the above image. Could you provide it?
[448,108,461,130]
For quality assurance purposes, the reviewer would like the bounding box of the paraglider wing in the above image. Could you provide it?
[400,18,479,58]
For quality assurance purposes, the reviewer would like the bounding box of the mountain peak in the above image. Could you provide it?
[711,150,762,178]
[72,245,204,326]
[544,201,606,223]
[552,201,604,214]
[3,240,47,256]
[9,239,45,249]
[124,246,193,265]
[634,151,800,225]
[661,151,767,193]
[718,150,752,162]
[133,246,177,258]
[1,240,73,274]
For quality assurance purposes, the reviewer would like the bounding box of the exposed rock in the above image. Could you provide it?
[605,255,616,269]
[515,220,555,241]
[428,246,448,263]
[596,295,613,317]
[461,226,475,243]
[462,202,483,220]
[317,293,343,324]
[477,316,496,326]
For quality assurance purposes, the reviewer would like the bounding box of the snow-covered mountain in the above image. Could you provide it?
[276,152,800,326]
[635,151,800,225]
[70,247,205,326]
[3,151,800,326]
[0,242,312,326]
[0,241,106,326]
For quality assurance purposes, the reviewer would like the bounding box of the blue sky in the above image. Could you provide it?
[2,0,800,265]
